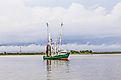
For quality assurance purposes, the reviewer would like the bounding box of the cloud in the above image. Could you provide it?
[1,44,121,53]
[0,0,121,44]
[62,43,121,52]
[0,44,45,53]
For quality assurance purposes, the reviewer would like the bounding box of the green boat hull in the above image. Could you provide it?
[43,53,70,60]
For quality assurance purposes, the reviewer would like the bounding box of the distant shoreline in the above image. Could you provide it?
[1,52,121,55]
[0,52,45,55]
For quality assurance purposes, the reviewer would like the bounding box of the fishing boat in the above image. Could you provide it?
[43,23,70,60]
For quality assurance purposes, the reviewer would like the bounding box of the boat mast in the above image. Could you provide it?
[46,23,49,44]
[59,23,63,49]
[46,23,52,57]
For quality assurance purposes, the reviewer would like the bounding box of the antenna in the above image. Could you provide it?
[19,46,22,53]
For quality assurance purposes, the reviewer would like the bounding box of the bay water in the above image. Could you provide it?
[0,54,121,80]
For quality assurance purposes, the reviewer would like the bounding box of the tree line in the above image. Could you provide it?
[70,50,93,54]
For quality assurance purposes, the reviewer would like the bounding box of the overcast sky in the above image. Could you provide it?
[0,0,121,52]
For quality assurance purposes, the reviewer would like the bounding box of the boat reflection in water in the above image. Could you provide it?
[45,60,70,80]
